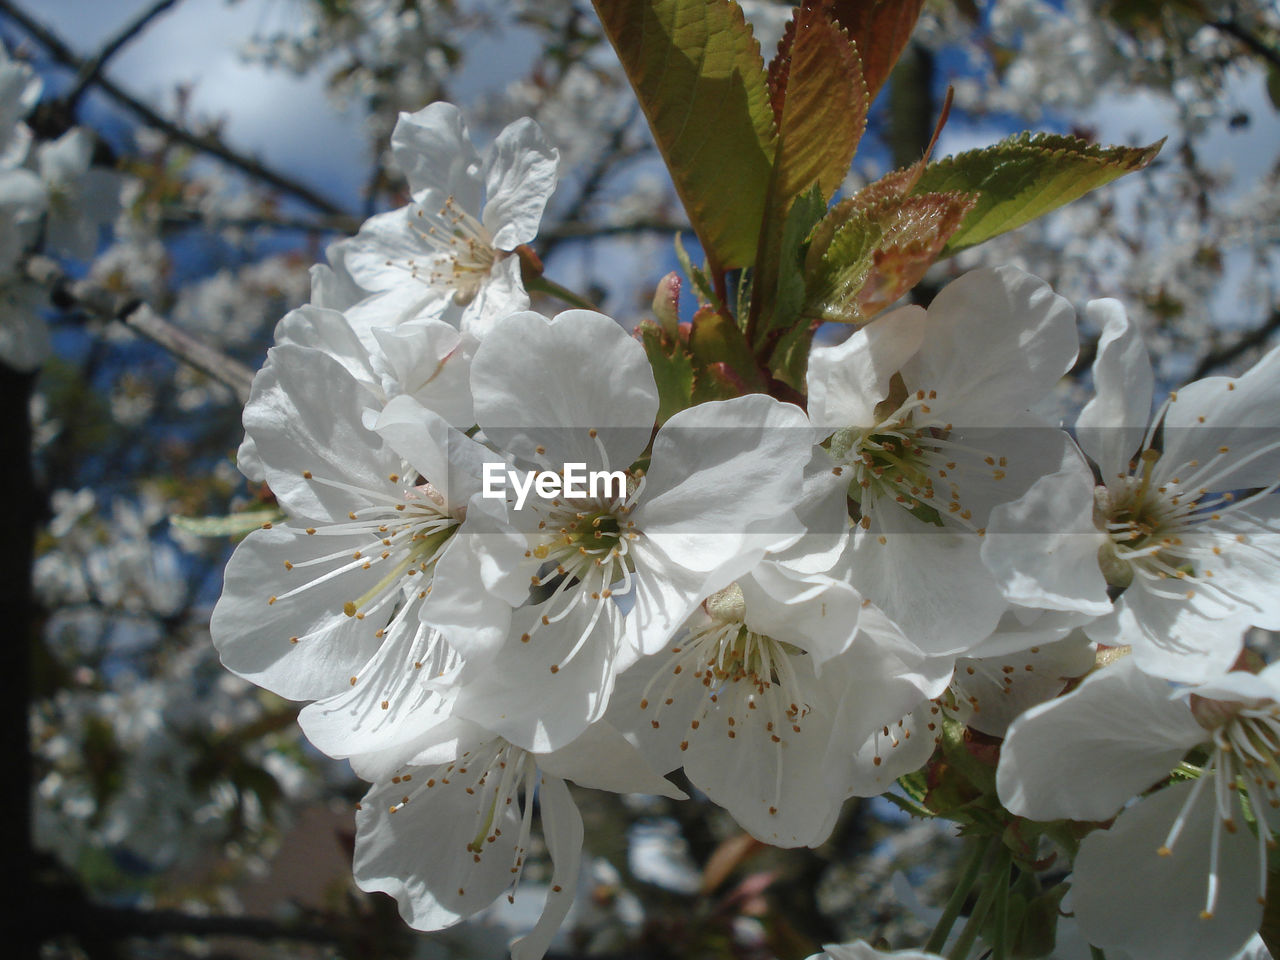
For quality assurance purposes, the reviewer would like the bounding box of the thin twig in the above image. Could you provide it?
[121,304,255,402]
[1208,17,1280,71]
[65,0,182,110]
[1190,307,1280,380]
[159,207,357,235]
[541,218,685,241]
[25,255,255,403]
[0,0,353,217]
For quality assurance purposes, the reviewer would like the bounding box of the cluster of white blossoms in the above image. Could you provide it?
[212,102,1280,960]
[0,44,128,373]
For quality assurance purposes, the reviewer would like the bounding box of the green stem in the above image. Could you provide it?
[947,847,1011,960]
[1089,947,1109,960]
[525,273,599,311]
[924,835,993,954]
[990,859,1012,960]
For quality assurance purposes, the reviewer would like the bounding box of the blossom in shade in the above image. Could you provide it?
[984,300,1280,681]
[808,265,1080,654]
[211,344,494,701]
[615,575,950,846]
[996,655,1278,960]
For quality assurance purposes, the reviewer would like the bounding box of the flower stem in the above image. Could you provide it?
[924,835,993,954]
[990,858,1012,960]
[526,274,600,311]
[947,846,1011,960]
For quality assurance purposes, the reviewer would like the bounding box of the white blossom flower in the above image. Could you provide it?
[340,102,558,337]
[984,300,1280,681]
[212,343,496,701]
[997,656,1277,960]
[808,265,1080,654]
[420,308,816,754]
[37,127,127,261]
[948,627,1096,738]
[310,657,680,960]
[614,571,948,846]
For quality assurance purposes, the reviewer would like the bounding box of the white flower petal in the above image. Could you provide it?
[996,658,1205,821]
[1076,299,1153,480]
[806,304,927,432]
[982,442,1111,615]
[390,102,484,207]
[1073,778,1262,960]
[472,309,658,471]
[902,265,1078,427]
[482,117,559,251]
[211,526,385,701]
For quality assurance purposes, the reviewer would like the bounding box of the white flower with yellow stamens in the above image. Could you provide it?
[615,574,950,847]
[984,300,1280,682]
[997,655,1279,960]
[808,265,1080,654]
[210,344,498,701]
[423,308,817,754]
[339,102,558,337]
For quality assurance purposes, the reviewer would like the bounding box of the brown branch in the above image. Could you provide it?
[540,218,685,241]
[159,206,358,235]
[1190,307,1280,380]
[25,255,255,403]
[0,0,353,217]
[538,106,643,261]
[65,0,182,110]
[1208,17,1280,71]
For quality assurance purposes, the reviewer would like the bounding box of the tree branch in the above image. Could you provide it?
[0,0,355,218]
[65,0,182,110]
[25,255,256,404]
[538,106,643,261]
[1190,307,1280,380]
[1208,17,1280,71]
[540,218,685,241]
[159,206,355,235]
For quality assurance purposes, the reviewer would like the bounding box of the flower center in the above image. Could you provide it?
[639,584,810,816]
[1096,444,1278,611]
[407,194,499,304]
[828,386,999,533]
[268,472,461,629]
[518,436,645,672]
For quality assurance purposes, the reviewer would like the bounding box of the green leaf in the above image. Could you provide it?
[913,132,1164,256]
[850,190,978,319]
[171,507,285,538]
[762,186,827,387]
[593,0,777,269]
[801,205,883,323]
[637,320,695,424]
[674,232,719,308]
[770,1,868,205]
[772,185,828,334]
[1267,65,1280,111]
[768,315,821,390]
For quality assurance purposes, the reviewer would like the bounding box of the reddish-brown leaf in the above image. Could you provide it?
[829,0,928,100]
